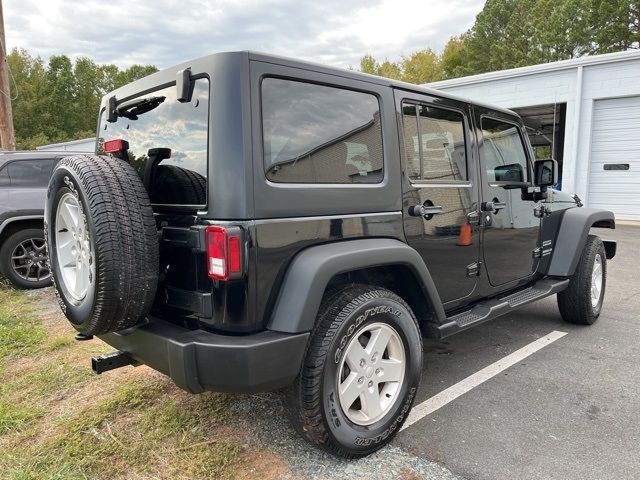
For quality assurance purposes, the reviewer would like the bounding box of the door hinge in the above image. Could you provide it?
[533,244,553,258]
[467,211,480,226]
[466,262,481,277]
[534,204,552,218]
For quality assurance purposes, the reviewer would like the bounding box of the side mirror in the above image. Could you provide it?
[534,159,558,188]
[494,163,524,183]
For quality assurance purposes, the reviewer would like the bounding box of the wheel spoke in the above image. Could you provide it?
[74,264,84,294]
[337,321,406,426]
[344,341,367,372]
[378,359,403,383]
[367,326,392,357]
[57,231,73,250]
[60,200,79,229]
[339,372,361,409]
[360,386,383,421]
[57,242,75,269]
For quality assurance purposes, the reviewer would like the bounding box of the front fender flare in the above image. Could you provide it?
[547,207,615,277]
[267,238,446,334]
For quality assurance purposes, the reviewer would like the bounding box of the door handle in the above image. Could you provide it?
[408,201,443,220]
[481,198,506,214]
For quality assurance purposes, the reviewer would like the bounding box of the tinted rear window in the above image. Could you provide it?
[261,78,383,184]
[99,78,209,206]
[0,159,54,187]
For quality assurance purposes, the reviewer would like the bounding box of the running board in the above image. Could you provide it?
[436,278,570,339]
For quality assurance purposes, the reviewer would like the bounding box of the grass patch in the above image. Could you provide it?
[0,399,46,436]
[0,287,47,360]
[47,335,75,351]
[3,379,239,479]
[2,359,92,398]
[0,283,243,479]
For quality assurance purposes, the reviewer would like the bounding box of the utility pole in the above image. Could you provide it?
[0,0,15,151]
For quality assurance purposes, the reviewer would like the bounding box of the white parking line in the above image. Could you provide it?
[401,330,568,431]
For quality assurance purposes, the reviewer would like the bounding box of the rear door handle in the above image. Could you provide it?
[481,198,506,214]
[408,202,443,220]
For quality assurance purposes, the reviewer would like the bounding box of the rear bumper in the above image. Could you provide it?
[98,317,309,394]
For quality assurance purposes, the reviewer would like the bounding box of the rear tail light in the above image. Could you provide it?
[205,226,242,280]
[103,138,129,154]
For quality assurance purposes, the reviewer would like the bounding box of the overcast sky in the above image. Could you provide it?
[5,0,484,69]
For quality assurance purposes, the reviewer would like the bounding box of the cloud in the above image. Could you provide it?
[5,0,483,69]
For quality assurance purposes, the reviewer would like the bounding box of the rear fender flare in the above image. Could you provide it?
[267,238,446,334]
[547,207,615,277]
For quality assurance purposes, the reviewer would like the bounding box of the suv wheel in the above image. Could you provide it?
[557,234,606,325]
[45,154,158,335]
[0,228,52,289]
[287,285,422,458]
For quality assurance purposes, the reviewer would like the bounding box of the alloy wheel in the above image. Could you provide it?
[337,322,406,426]
[55,192,94,301]
[10,237,50,283]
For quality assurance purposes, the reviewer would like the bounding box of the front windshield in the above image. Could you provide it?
[98,78,209,206]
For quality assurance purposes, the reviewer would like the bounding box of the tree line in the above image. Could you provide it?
[8,48,157,150]
[5,0,638,150]
[359,0,639,83]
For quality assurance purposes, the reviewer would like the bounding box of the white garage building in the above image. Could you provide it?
[429,50,640,221]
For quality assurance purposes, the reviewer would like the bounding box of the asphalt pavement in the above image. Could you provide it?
[396,224,640,479]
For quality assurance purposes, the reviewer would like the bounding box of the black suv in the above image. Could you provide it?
[0,151,69,288]
[45,52,616,458]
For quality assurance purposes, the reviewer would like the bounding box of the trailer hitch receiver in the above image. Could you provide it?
[92,351,137,374]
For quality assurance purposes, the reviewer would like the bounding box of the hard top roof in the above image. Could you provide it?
[246,51,517,116]
[104,51,518,118]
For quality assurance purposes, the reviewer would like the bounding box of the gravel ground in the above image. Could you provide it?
[231,391,462,480]
[21,286,461,479]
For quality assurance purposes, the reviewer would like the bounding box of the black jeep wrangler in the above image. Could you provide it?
[45,52,616,458]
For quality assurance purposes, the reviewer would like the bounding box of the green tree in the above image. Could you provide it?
[358,50,443,84]
[401,49,443,83]
[358,0,639,82]
[359,54,402,79]
[45,55,75,139]
[591,0,640,53]
[463,0,537,73]
[440,35,471,78]
[7,48,158,150]
[359,54,378,75]
[529,0,591,63]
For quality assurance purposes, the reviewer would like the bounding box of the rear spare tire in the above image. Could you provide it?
[151,165,206,205]
[45,154,158,335]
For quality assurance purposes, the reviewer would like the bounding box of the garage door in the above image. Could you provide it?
[588,96,640,220]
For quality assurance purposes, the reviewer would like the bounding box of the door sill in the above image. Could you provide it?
[432,278,569,339]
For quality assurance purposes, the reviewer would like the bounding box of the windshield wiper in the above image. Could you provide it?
[115,96,166,120]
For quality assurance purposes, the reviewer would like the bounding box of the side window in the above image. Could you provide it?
[401,102,467,182]
[262,78,384,184]
[6,159,55,187]
[0,164,8,186]
[480,117,529,183]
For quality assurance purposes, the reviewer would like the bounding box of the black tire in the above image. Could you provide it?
[150,165,206,205]
[287,285,422,458]
[557,235,606,325]
[45,154,158,335]
[0,228,52,289]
